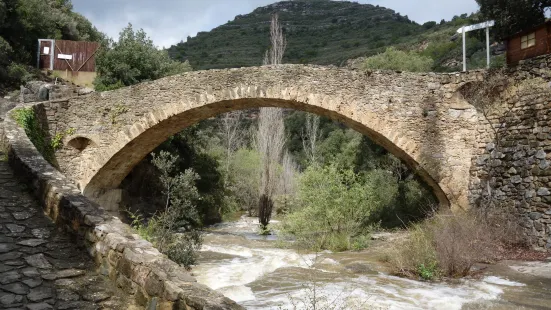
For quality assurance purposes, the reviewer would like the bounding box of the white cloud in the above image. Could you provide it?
[72,0,479,47]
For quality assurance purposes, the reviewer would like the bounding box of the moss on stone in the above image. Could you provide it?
[12,107,55,163]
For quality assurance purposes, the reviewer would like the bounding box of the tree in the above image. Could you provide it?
[301,113,321,164]
[476,0,551,39]
[422,21,437,29]
[131,151,202,269]
[263,13,286,66]
[94,24,191,91]
[257,13,287,231]
[219,111,245,183]
[277,152,298,214]
[256,107,286,230]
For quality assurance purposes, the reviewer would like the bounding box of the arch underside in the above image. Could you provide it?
[81,97,452,209]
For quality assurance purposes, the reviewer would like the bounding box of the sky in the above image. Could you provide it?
[72,0,479,48]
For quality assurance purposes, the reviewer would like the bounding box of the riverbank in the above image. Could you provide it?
[191,216,551,309]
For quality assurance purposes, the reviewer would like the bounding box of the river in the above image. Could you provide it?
[192,216,551,310]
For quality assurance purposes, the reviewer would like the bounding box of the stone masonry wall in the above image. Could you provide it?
[468,54,551,249]
[42,65,483,212]
[12,62,551,249]
[3,105,243,309]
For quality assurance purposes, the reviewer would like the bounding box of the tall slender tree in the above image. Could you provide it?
[301,113,321,164]
[257,13,287,230]
[263,13,287,66]
[257,107,286,229]
[220,111,244,183]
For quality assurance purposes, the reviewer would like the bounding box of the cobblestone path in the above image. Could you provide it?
[0,160,129,309]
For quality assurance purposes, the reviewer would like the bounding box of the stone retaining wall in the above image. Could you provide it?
[2,103,242,309]
[468,54,551,249]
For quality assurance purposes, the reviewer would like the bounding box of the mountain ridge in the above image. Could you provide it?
[168,0,429,70]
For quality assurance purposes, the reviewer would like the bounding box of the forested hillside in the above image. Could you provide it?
[168,0,501,71]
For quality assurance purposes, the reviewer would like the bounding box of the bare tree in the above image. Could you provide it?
[278,152,298,214]
[256,13,288,231]
[301,113,321,164]
[263,13,287,66]
[219,111,244,182]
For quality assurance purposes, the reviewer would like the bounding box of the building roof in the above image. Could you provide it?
[505,20,551,40]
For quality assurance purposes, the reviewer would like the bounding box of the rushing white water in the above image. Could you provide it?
[193,216,537,309]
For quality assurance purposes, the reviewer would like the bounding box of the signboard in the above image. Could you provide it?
[457,21,495,34]
[43,47,50,55]
[58,54,73,60]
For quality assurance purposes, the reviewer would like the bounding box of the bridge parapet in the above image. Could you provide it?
[3,105,242,309]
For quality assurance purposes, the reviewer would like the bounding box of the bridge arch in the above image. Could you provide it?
[49,65,479,212]
[84,95,451,207]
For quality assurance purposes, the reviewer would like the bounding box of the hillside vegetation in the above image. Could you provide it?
[168,0,502,72]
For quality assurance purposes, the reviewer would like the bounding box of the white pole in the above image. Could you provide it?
[486,26,491,68]
[462,26,467,72]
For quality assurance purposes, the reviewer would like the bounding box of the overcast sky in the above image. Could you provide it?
[72,0,479,48]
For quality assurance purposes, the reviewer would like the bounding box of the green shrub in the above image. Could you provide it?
[490,54,506,69]
[350,234,371,251]
[94,80,125,92]
[280,165,383,251]
[386,222,439,280]
[417,262,439,281]
[7,63,34,83]
[12,108,55,163]
[363,47,433,72]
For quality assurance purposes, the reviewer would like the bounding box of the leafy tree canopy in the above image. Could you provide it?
[476,0,551,38]
[94,23,192,91]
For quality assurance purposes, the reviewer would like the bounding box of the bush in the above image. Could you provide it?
[94,80,125,92]
[363,47,433,72]
[7,63,34,83]
[12,107,55,164]
[280,165,381,251]
[387,212,506,280]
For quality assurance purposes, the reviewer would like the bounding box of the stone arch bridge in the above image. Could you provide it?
[7,59,549,309]
[40,65,484,212]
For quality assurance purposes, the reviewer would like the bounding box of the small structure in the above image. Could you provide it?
[505,20,551,65]
[37,39,100,87]
[457,20,495,71]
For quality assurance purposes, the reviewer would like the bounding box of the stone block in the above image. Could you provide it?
[537,187,551,196]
